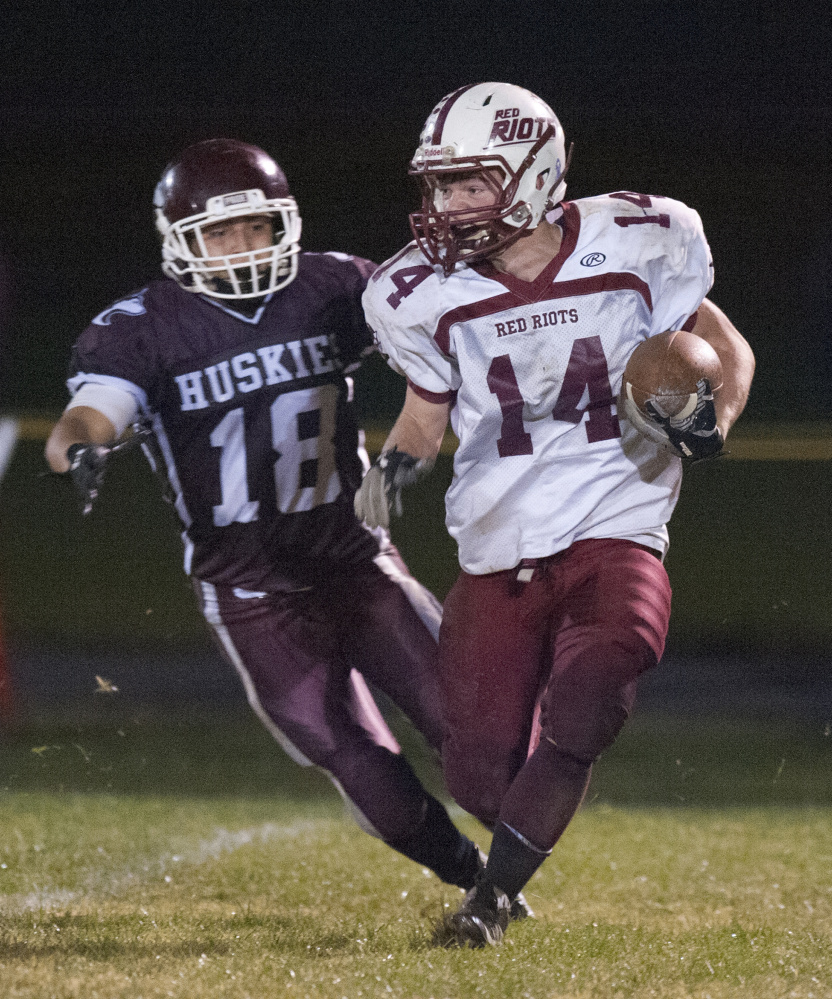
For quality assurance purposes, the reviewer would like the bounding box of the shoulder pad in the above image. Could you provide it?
[91,288,150,327]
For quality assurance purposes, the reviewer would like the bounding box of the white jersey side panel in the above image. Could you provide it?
[363,194,714,574]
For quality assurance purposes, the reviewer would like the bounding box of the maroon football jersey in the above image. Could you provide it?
[69,252,384,590]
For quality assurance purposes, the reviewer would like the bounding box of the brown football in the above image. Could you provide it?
[621,329,723,419]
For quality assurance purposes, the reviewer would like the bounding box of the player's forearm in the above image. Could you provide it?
[45,407,117,473]
[692,299,755,438]
[382,412,444,463]
[381,387,450,464]
[714,340,755,437]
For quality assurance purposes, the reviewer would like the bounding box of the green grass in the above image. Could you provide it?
[1,715,832,997]
[1,800,830,998]
[3,427,832,995]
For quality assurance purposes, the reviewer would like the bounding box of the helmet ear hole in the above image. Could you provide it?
[535,168,550,191]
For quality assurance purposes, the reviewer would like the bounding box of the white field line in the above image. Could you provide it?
[0,417,19,483]
[0,818,329,915]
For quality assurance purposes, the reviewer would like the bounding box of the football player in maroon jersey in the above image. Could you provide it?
[45,138,486,899]
[357,83,756,946]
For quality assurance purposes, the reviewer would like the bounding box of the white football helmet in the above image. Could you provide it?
[154,139,302,300]
[409,82,571,275]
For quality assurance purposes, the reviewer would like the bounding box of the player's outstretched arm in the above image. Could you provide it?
[689,298,755,439]
[46,406,119,515]
[354,386,450,529]
[46,406,117,473]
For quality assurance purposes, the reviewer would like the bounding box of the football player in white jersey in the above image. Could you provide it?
[356,82,755,947]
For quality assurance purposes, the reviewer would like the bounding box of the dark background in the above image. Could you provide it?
[0,0,829,418]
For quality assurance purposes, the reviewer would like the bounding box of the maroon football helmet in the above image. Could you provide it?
[153,138,302,299]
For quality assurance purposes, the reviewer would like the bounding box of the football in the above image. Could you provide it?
[621,329,723,421]
[620,329,723,453]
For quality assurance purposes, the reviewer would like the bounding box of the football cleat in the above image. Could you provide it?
[439,871,511,948]
[473,849,535,922]
[510,892,534,921]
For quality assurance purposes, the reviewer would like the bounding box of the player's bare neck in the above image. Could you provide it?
[489,220,562,283]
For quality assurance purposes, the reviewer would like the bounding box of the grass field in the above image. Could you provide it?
[2,713,831,998]
[2,427,832,995]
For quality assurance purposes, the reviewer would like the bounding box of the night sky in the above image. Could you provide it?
[1,1,828,417]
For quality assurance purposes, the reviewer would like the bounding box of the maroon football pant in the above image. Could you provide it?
[439,538,672,831]
[195,551,444,843]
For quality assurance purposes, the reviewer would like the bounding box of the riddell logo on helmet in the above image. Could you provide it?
[489,112,555,145]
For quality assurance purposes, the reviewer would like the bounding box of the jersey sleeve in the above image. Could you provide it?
[68,287,158,412]
[361,256,460,396]
[643,198,714,335]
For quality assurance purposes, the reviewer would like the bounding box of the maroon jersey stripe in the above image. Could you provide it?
[535,273,652,311]
[681,309,699,332]
[431,83,481,145]
[406,378,455,405]
[434,291,518,355]
[433,272,652,354]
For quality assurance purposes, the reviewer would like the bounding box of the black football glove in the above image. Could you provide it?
[644,377,726,463]
[353,446,433,529]
[66,443,110,515]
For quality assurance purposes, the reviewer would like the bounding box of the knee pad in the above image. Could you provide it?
[543,673,639,763]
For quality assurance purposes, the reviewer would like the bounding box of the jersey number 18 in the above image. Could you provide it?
[209,385,341,526]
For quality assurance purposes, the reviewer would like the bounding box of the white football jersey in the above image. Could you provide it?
[364,193,714,575]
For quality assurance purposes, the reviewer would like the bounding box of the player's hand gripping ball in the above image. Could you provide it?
[620,329,725,462]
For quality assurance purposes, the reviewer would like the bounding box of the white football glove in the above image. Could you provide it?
[354,447,433,529]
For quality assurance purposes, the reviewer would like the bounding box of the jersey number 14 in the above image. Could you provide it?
[487,336,621,457]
